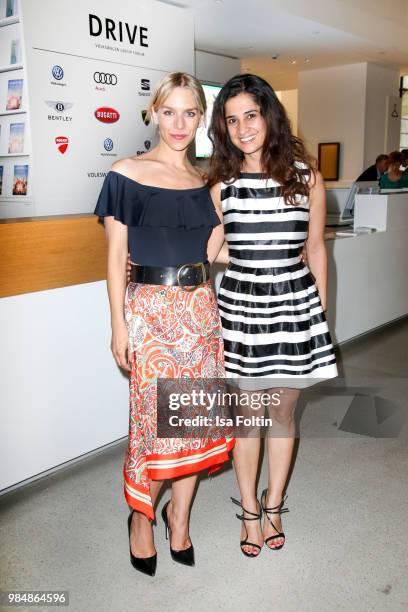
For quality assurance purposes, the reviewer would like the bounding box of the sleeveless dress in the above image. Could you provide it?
[95,171,234,519]
[218,170,338,389]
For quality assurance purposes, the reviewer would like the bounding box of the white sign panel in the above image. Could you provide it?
[20,0,194,216]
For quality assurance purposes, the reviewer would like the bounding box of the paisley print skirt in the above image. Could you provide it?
[123,281,234,520]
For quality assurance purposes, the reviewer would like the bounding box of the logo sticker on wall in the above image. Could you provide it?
[46,101,73,112]
[144,140,151,150]
[95,107,120,123]
[52,65,64,80]
[138,78,151,96]
[45,101,73,122]
[50,65,67,87]
[55,136,69,154]
[94,72,118,85]
[141,110,150,126]
[104,138,114,151]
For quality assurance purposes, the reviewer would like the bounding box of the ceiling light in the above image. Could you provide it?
[290,59,297,64]
[304,58,311,63]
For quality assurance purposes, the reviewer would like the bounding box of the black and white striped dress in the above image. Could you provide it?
[218,170,338,389]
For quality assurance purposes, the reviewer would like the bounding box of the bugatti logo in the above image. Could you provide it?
[93,71,117,85]
[95,107,120,123]
[52,65,64,80]
[144,140,151,150]
[46,101,73,112]
[141,110,150,126]
[104,138,113,151]
[55,136,69,154]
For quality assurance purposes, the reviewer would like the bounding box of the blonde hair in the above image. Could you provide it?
[147,72,206,120]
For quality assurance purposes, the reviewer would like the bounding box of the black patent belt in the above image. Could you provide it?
[130,261,210,288]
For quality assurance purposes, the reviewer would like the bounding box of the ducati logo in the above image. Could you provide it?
[95,107,120,123]
[55,136,69,154]
[141,109,150,126]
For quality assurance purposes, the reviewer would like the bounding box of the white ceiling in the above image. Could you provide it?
[159,0,408,82]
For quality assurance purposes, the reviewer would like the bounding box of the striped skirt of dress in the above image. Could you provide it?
[123,281,234,520]
[218,261,338,389]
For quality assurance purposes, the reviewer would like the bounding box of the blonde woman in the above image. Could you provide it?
[94,72,233,576]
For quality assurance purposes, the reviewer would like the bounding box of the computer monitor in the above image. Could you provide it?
[341,181,380,221]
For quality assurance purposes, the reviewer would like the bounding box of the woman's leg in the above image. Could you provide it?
[166,474,198,550]
[263,387,299,548]
[129,479,164,557]
[230,387,264,555]
[233,436,263,555]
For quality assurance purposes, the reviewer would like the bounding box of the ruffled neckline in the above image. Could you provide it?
[94,170,220,230]
[110,170,208,193]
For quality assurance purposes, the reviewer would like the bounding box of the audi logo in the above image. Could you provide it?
[93,72,117,85]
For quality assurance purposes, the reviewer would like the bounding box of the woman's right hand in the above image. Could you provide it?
[111,321,131,372]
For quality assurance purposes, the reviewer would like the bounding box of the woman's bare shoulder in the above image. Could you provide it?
[110,155,157,181]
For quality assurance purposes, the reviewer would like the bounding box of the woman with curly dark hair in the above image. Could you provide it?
[208,74,337,557]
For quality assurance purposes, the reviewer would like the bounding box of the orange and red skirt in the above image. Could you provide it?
[123,281,234,520]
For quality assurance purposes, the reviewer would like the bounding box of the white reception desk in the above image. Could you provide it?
[1,192,408,492]
[324,192,408,344]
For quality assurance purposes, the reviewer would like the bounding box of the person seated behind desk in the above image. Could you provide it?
[357,154,389,182]
[379,151,408,189]
[400,149,408,174]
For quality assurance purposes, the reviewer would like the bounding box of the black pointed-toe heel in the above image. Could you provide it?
[231,497,263,558]
[127,511,157,576]
[161,501,195,567]
[260,489,289,551]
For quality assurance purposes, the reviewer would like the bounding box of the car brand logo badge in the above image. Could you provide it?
[46,101,73,112]
[95,107,120,123]
[141,110,150,126]
[94,72,117,85]
[144,140,151,150]
[141,79,150,91]
[104,138,114,151]
[55,136,69,154]
[52,65,64,80]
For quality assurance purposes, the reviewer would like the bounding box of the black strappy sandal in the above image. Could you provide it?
[260,489,289,551]
[231,497,263,558]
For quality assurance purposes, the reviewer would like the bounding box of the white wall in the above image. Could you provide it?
[364,63,400,165]
[298,62,401,180]
[298,63,367,180]
[276,89,298,136]
[195,50,240,85]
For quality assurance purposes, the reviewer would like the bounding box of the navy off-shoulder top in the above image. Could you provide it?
[94,171,220,266]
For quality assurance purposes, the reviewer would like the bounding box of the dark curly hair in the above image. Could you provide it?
[207,74,314,205]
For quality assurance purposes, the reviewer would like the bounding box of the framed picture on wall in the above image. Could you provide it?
[318,142,340,181]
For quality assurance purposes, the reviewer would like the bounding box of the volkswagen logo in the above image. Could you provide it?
[94,72,117,85]
[52,65,64,80]
[104,138,114,152]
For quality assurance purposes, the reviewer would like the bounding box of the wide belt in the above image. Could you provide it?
[130,262,210,288]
